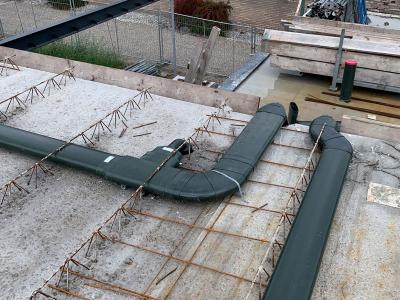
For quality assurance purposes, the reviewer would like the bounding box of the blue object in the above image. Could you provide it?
[357,0,368,24]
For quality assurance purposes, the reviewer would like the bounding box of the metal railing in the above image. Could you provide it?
[0,0,266,77]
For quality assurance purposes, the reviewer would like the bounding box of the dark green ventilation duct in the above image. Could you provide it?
[0,103,287,201]
[263,115,353,300]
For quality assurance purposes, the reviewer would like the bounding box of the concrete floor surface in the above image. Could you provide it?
[0,66,399,300]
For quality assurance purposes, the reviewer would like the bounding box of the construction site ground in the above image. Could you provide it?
[238,58,400,125]
[0,65,399,300]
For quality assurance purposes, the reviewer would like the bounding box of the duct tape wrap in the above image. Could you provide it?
[211,169,247,203]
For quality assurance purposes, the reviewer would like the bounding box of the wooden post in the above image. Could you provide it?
[185,26,221,85]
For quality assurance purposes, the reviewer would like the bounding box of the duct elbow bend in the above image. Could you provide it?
[309,116,353,155]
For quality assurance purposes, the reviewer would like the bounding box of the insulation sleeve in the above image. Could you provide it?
[263,115,352,300]
[0,103,287,201]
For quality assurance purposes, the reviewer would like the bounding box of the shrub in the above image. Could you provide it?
[174,0,232,36]
[193,0,232,23]
[174,0,203,15]
[48,0,87,10]
[34,40,125,69]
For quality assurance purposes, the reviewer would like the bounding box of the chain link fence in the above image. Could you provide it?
[0,0,266,77]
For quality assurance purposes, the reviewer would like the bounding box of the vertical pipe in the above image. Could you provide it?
[340,59,357,102]
[169,0,177,77]
[288,102,299,125]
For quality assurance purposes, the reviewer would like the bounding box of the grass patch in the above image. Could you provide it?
[34,41,125,69]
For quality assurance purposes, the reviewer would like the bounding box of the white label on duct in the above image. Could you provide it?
[104,155,115,163]
[162,147,174,152]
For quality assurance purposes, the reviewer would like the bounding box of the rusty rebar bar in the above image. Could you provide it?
[0,55,20,76]
[245,124,326,300]
[0,68,74,121]
[30,104,222,299]
[0,89,153,207]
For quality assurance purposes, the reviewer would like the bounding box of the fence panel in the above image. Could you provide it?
[0,2,267,78]
[0,0,103,36]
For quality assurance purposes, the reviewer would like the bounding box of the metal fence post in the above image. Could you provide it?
[158,9,164,63]
[69,0,76,16]
[30,0,38,29]
[13,0,24,33]
[0,19,4,39]
[232,35,236,73]
[250,27,256,55]
[329,29,346,91]
[169,0,177,76]
[114,18,120,54]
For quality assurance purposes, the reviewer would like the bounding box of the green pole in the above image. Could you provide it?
[340,59,357,102]
[300,0,305,15]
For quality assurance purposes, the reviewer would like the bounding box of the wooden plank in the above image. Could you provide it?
[263,29,400,58]
[341,115,400,144]
[185,26,221,85]
[0,46,260,115]
[264,41,400,73]
[287,24,400,43]
[304,96,400,120]
[270,55,400,87]
[288,16,400,36]
[322,91,400,109]
[323,91,400,109]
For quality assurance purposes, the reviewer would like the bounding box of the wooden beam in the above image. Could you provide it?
[270,55,400,87]
[287,24,400,43]
[263,29,400,57]
[288,16,400,36]
[185,26,221,85]
[304,96,400,120]
[341,115,400,143]
[264,41,400,74]
[322,91,400,109]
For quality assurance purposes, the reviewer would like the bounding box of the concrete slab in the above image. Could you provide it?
[313,134,400,300]
[0,64,398,300]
